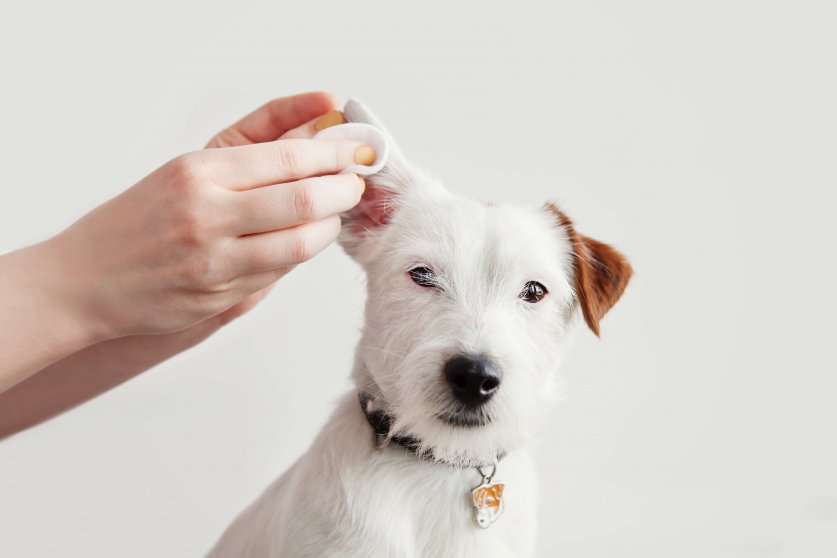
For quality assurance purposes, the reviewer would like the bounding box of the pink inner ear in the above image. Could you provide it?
[349,184,394,230]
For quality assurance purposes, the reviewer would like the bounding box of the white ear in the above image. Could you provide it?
[338,99,428,256]
[342,99,422,195]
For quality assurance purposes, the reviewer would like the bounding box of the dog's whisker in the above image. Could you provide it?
[356,345,406,360]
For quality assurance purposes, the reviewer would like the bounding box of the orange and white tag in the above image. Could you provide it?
[471,467,504,529]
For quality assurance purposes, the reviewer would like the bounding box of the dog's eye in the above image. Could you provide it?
[519,281,548,303]
[408,266,437,288]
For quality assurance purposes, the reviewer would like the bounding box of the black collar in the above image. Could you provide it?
[358,392,432,459]
[358,392,505,467]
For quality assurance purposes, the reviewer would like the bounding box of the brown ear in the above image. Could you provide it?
[546,203,633,336]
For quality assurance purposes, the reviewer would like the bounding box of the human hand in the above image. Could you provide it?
[47,92,368,343]
[198,92,350,329]
[0,91,364,415]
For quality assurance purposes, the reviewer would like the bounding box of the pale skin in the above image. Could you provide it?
[0,92,370,439]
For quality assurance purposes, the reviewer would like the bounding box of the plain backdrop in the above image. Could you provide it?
[1,1,835,556]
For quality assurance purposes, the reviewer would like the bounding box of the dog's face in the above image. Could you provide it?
[341,102,632,467]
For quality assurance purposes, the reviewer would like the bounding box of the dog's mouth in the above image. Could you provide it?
[436,409,493,428]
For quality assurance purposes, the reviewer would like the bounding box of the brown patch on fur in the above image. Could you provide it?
[544,203,633,336]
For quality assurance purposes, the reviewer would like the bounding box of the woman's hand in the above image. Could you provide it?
[0,91,362,406]
[50,96,368,342]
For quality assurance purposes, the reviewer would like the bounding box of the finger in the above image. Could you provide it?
[207,269,290,328]
[198,139,376,190]
[226,215,341,275]
[279,110,346,140]
[206,92,339,148]
[224,268,292,309]
[226,174,364,236]
[215,284,274,326]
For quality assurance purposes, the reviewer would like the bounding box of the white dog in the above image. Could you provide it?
[206,101,632,558]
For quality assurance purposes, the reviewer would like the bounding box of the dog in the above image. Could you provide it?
[206,101,632,558]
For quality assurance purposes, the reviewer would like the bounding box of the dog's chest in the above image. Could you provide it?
[336,448,537,558]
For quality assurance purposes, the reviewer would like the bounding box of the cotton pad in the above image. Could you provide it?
[313,122,390,176]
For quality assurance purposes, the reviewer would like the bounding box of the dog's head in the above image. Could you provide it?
[341,101,632,467]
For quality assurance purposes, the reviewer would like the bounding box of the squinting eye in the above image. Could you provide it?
[520,281,548,303]
[408,266,438,288]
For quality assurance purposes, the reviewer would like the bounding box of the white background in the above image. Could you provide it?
[1,1,835,556]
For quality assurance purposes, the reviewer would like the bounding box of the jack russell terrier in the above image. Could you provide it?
[206,100,632,558]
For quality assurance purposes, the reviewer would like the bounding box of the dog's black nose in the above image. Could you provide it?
[444,354,503,406]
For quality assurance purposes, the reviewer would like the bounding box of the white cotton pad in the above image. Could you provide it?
[313,122,390,176]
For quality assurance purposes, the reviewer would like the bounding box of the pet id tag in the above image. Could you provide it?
[471,465,504,529]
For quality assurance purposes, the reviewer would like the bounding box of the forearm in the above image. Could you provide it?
[0,317,220,439]
[0,240,99,393]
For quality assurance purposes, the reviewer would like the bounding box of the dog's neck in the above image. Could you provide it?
[357,390,505,469]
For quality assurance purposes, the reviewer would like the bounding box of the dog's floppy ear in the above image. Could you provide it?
[339,100,430,255]
[545,203,633,336]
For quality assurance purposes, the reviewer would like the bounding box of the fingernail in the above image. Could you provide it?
[313,110,346,131]
[354,145,376,166]
[356,175,366,194]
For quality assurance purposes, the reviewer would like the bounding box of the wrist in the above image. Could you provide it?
[29,234,111,347]
[0,238,104,391]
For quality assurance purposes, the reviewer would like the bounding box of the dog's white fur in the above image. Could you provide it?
[206,102,630,558]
